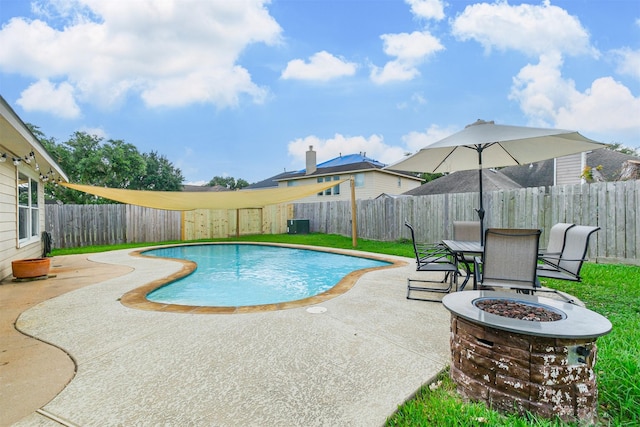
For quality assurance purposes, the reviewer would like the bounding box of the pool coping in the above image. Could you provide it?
[120,242,407,314]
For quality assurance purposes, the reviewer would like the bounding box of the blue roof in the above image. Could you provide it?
[299,153,385,172]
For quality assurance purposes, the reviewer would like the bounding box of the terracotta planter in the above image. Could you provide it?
[11,258,51,279]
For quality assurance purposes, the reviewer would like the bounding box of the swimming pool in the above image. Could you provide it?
[142,244,391,307]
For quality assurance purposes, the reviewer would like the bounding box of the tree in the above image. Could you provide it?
[607,143,639,156]
[42,131,108,204]
[100,139,147,189]
[206,176,249,190]
[137,151,184,191]
[30,126,185,204]
[419,172,443,183]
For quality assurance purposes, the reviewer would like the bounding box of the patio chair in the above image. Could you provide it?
[453,221,482,259]
[539,222,575,262]
[453,221,482,242]
[405,222,458,302]
[474,228,542,293]
[537,225,600,282]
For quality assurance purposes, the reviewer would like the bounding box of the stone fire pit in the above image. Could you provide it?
[442,291,612,424]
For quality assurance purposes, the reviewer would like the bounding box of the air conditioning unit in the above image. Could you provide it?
[287,219,310,234]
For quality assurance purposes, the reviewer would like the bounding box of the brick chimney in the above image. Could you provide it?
[305,145,317,175]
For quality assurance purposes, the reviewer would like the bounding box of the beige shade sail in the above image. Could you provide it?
[61,180,348,211]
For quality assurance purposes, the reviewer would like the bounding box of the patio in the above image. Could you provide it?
[1,248,451,426]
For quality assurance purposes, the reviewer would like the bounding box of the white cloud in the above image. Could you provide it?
[371,60,421,84]
[398,92,428,110]
[509,54,640,141]
[142,67,268,108]
[78,126,107,139]
[555,77,640,134]
[287,133,406,166]
[412,92,427,105]
[401,124,458,152]
[370,31,444,84]
[509,53,576,124]
[381,31,444,61]
[17,79,81,118]
[405,0,445,21]
[612,48,640,81]
[281,51,357,81]
[0,0,281,114]
[451,1,597,58]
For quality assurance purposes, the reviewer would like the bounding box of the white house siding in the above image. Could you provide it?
[0,162,16,260]
[279,171,421,203]
[280,175,350,203]
[1,97,67,280]
[368,173,420,197]
[555,153,584,186]
[0,160,45,280]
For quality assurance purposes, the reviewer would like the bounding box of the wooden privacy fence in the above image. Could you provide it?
[45,180,638,264]
[293,180,639,265]
[45,204,182,248]
[45,203,292,248]
[182,204,292,240]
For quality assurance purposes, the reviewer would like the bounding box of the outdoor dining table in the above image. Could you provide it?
[441,240,483,291]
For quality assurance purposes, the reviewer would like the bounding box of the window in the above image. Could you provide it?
[332,176,340,195]
[354,173,365,188]
[317,177,324,195]
[18,172,39,243]
[317,176,342,196]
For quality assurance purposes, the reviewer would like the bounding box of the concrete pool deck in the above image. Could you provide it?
[2,246,452,426]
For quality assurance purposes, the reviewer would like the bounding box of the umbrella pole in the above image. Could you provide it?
[476,147,485,245]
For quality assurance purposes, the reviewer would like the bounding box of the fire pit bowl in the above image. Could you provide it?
[474,297,566,322]
[442,290,612,424]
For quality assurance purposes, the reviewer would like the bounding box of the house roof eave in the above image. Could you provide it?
[0,96,69,182]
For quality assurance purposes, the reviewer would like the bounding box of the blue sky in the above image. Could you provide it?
[1,0,638,185]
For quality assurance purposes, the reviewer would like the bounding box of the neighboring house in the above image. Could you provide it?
[554,153,584,186]
[247,171,293,190]
[0,96,68,280]
[249,146,423,202]
[501,148,640,187]
[403,168,522,196]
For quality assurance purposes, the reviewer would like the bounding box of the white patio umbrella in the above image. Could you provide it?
[386,119,606,244]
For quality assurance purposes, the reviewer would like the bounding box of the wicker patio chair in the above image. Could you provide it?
[405,222,458,302]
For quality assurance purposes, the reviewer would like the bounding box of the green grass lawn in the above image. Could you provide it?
[51,233,640,426]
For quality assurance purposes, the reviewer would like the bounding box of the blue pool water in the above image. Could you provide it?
[144,244,390,307]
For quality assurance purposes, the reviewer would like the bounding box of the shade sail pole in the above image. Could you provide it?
[181,211,186,241]
[476,146,485,246]
[236,209,240,238]
[350,177,358,247]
